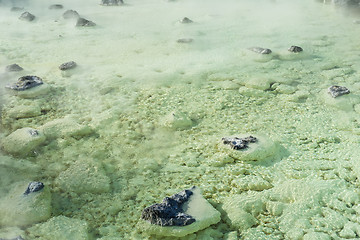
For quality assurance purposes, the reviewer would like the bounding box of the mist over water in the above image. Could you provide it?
[1,0,360,239]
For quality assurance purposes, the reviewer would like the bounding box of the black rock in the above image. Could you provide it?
[5,63,23,72]
[141,188,196,226]
[6,76,43,91]
[101,0,124,5]
[49,4,64,9]
[63,10,80,19]
[177,38,193,43]
[180,17,193,24]
[19,11,35,21]
[76,17,96,27]
[249,47,272,54]
[328,85,350,98]
[288,46,303,53]
[59,61,77,70]
[10,7,24,11]
[24,181,44,195]
[222,136,258,150]
[28,129,39,136]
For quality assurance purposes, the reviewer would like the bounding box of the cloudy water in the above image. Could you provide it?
[1,0,360,239]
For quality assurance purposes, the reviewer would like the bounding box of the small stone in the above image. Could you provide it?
[101,0,124,5]
[222,136,258,150]
[49,4,63,9]
[10,7,24,12]
[76,18,96,27]
[328,85,350,98]
[6,76,43,91]
[142,187,196,226]
[5,64,23,72]
[63,10,80,19]
[248,47,272,54]
[19,12,35,21]
[180,17,193,23]
[177,38,193,43]
[288,45,303,53]
[59,61,77,70]
[24,182,44,195]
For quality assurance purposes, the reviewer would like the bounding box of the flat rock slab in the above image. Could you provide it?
[0,182,51,226]
[177,38,193,43]
[101,0,124,5]
[49,4,63,9]
[19,12,35,21]
[27,216,89,240]
[217,134,280,162]
[139,187,221,237]
[1,127,46,156]
[248,47,272,54]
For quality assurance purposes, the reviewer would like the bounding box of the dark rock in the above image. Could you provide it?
[141,187,196,226]
[76,18,96,27]
[10,7,24,12]
[28,129,39,136]
[5,63,23,72]
[6,76,43,91]
[59,61,77,70]
[0,236,25,240]
[177,38,193,43]
[180,17,193,23]
[19,12,35,21]
[101,0,124,5]
[222,136,258,150]
[24,181,44,195]
[328,85,350,98]
[288,45,303,53]
[49,4,64,9]
[249,47,272,54]
[63,10,80,19]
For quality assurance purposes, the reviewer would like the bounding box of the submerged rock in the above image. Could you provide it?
[222,136,258,150]
[5,64,23,72]
[24,182,45,195]
[177,38,193,43]
[10,7,24,12]
[180,17,193,23]
[248,47,272,54]
[76,17,96,27]
[59,61,77,70]
[49,4,63,9]
[328,85,350,98]
[63,10,80,19]
[6,76,43,91]
[139,187,221,237]
[142,188,196,226]
[288,45,303,53]
[101,0,124,5]
[0,236,24,240]
[19,12,35,21]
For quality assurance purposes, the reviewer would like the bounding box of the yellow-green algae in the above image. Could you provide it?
[1,0,360,239]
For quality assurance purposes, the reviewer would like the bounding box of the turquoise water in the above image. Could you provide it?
[2,0,360,239]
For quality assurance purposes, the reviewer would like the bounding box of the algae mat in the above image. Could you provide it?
[1,0,360,239]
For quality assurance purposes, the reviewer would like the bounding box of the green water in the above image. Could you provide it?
[1,0,360,239]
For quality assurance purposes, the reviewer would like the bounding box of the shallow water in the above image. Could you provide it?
[2,0,360,239]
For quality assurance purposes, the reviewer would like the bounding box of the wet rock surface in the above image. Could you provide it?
[19,12,35,21]
[24,182,44,195]
[49,4,63,9]
[180,17,193,23]
[101,0,124,5]
[5,64,23,72]
[249,47,272,54]
[177,38,193,43]
[288,45,303,53]
[76,17,96,27]
[142,188,196,226]
[59,61,77,70]
[6,76,43,91]
[63,10,80,19]
[328,85,350,98]
[222,136,258,150]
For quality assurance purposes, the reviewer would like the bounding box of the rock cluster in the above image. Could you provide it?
[142,188,196,226]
